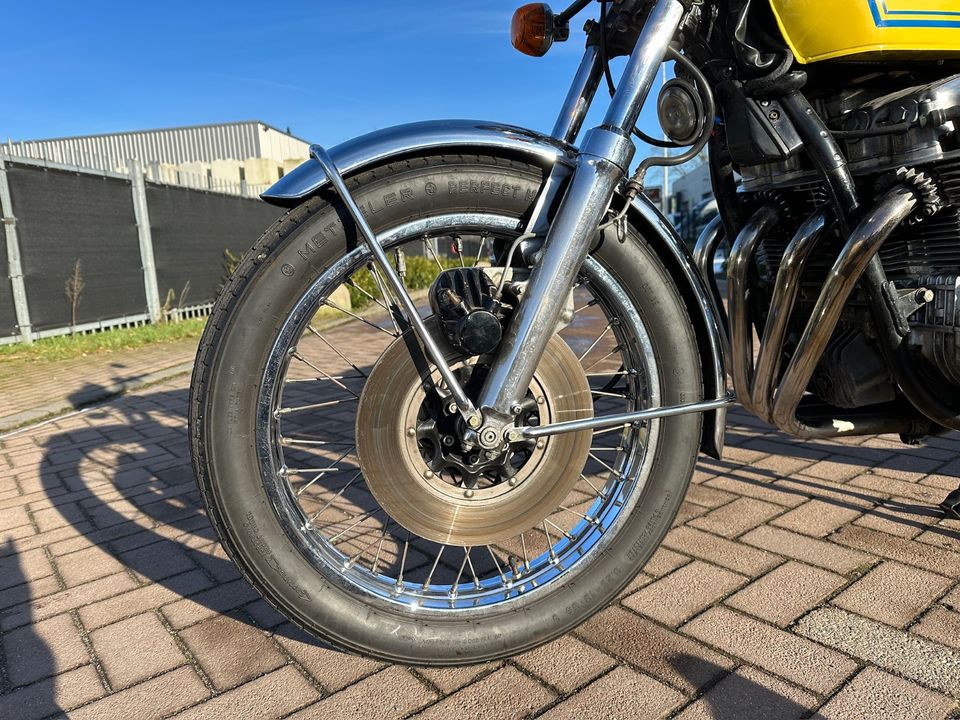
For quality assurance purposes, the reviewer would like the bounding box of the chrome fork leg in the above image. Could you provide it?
[476,0,685,426]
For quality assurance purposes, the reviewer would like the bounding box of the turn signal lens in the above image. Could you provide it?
[511,3,555,57]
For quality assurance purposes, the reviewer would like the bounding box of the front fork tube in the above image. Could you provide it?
[476,0,685,424]
[477,131,633,422]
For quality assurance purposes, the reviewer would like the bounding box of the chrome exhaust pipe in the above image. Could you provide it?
[727,205,780,415]
[752,209,829,423]
[771,184,919,437]
[692,215,731,370]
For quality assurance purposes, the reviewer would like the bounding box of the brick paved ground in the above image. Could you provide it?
[3,315,960,718]
[0,338,199,431]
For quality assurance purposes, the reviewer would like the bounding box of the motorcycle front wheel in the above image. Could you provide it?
[189,153,703,664]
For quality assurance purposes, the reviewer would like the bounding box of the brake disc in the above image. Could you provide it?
[356,333,593,546]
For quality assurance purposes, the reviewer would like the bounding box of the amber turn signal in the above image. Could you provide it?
[511,3,557,57]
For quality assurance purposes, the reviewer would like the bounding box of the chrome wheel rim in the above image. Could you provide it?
[255,212,660,613]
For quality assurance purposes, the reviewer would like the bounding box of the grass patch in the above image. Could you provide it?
[0,318,207,364]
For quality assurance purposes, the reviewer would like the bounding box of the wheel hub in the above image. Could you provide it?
[356,332,593,545]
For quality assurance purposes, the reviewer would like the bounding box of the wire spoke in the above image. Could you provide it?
[321,298,399,337]
[579,473,608,499]
[307,467,362,513]
[583,346,623,373]
[276,397,358,416]
[291,351,359,397]
[366,262,405,335]
[305,325,369,378]
[578,323,612,362]
[327,508,379,543]
[422,545,446,590]
[423,239,446,271]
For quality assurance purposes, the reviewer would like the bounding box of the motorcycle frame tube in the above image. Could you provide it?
[771,184,919,438]
[751,209,828,422]
[476,0,686,423]
[308,146,479,422]
[727,205,780,415]
[552,44,603,145]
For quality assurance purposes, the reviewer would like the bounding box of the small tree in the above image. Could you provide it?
[64,259,84,331]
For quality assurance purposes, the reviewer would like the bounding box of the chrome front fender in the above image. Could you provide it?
[262,119,728,457]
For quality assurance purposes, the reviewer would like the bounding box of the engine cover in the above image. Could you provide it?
[740,74,960,191]
[906,274,960,386]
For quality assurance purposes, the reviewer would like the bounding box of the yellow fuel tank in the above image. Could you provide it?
[769,0,960,63]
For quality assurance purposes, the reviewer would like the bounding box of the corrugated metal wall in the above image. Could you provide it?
[6,122,309,173]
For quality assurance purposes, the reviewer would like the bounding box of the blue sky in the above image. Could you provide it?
[3,0,670,184]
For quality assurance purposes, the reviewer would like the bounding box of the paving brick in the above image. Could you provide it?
[676,666,817,720]
[796,607,960,695]
[832,525,960,576]
[849,473,948,504]
[414,663,500,695]
[171,665,318,720]
[289,666,436,720]
[704,473,808,508]
[683,483,738,509]
[54,545,127,587]
[832,561,952,629]
[78,570,213,630]
[623,560,747,627]
[911,606,960,651]
[513,635,615,694]
[91,612,186,689]
[179,614,285,691]
[160,578,260,629]
[801,458,870,482]
[273,623,385,693]
[0,663,103,720]
[69,666,209,720]
[0,505,31,532]
[117,538,199,583]
[725,561,847,627]
[411,666,552,720]
[682,607,857,694]
[741,525,873,574]
[813,667,956,720]
[771,499,863,538]
[0,546,55,591]
[853,497,941,540]
[577,606,734,694]
[642,547,690,578]
[3,613,89,686]
[540,666,685,720]
[663,526,780,576]
[688,498,783,538]
[1,572,139,631]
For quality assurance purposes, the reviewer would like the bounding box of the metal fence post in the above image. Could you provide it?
[128,159,162,323]
[0,156,34,343]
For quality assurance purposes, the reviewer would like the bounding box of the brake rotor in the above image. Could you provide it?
[356,333,593,546]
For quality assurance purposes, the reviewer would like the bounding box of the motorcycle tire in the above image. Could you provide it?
[189,153,703,665]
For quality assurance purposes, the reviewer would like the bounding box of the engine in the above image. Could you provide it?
[733,71,960,408]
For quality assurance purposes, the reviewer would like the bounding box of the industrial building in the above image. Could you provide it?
[4,120,310,196]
